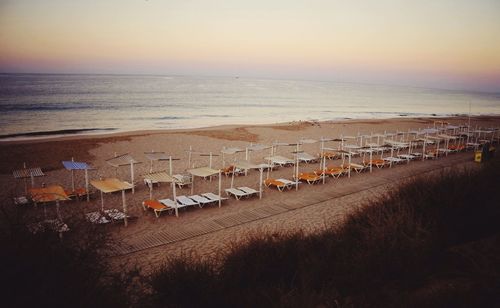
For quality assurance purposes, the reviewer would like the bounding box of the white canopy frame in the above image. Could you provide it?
[144,151,180,174]
[187,167,223,207]
[105,153,141,194]
[229,161,264,198]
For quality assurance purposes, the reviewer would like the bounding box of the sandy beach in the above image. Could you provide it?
[1,116,499,272]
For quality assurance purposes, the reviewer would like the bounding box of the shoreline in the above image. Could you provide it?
[1,114,498,145]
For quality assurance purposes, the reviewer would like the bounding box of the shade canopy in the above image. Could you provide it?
[233,161,262,170]
[187,167,220,178]
[91,178,133,193]
[143,172,176,183]
[247,144,271,151]
[144,151,174,161]
[13,167,45,179]
[29,185,70,203]
[300,138,317,144]
[221,147,244,155]
[106,153,140,167]
[62,161,91,170]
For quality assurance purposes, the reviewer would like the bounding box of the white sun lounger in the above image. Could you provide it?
[383,157,405,165]
[238,186,259,196]
[296,152,318,163]
[276,178,300,189]
[265,156,295,167]
[159,198,190,210]
[225,188,255,200]
[173,174,192,188]
[176,195,199,208]
[202,192,228,202]
[189,194,217,208]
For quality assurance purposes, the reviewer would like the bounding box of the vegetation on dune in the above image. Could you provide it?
[147,158,500,307]
[1,157,499,307]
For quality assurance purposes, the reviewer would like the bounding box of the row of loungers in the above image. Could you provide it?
[143,193,228,218]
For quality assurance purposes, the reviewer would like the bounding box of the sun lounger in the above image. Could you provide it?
[143,199,174,217]
[225,187,258,200]
[28,219,69,234]
[296,152,319,163]
[265,155,295,167]
[176,195,199,208]
[276,178,300,189]
[225,188,247,200]
[105,209,128,221]
[159,198,190,210]
[173,174,192,188]
[86,211,111,224]
[297,172,322,184]
[13,196,30,206]
[315,167,345,177]
[347,163,366,173]
[86,210,127,224]
[363,159,387,168]
[221,165,244,176]
[383,157,405,164]
[238,186,259,197]
[188,194,217,208]
[264,178,288,191]
[201,192,228,202]
[320,151,338,160]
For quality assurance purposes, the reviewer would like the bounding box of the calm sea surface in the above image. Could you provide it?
[1,74,499,139]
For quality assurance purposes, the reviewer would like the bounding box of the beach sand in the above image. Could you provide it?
[1,116,499,273]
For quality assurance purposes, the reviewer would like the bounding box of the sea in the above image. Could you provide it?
[1,73,499,140]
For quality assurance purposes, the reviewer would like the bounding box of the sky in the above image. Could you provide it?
[1,0,500,92]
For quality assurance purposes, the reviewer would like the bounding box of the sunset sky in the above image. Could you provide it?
[1,0,499,92]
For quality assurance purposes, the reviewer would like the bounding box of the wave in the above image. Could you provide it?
[0,128,116,139]
[0,103,105,112]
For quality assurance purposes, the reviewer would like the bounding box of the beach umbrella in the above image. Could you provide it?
[62,159,93,201]
[90,178,133,226]
[13,163,45,195]
[106,153,141,193]
[187,167,223,207]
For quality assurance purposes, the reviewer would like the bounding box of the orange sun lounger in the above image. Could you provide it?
[142,199,174,218]
[364,159,387,168]
[315,166,345,178]
[297,172,321,184]
[264,178,288,191]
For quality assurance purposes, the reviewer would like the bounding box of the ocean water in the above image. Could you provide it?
[0,73,499,139]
